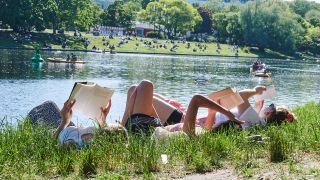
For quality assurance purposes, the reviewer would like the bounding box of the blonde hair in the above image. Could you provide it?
[98,123,129,145]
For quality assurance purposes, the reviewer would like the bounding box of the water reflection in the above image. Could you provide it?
[0,49,319,125]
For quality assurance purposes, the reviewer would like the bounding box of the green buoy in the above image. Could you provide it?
[31,49,44,62]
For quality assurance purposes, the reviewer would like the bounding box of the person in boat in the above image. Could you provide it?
[71,53,78,61]
[66,54,71,61]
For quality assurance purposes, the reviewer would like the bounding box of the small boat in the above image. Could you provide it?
[250,60,271,77]
[252,71,272,77]
[47,57,86,64]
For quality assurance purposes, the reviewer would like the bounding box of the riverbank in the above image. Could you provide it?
[0,30,307,60]
[0,102,319,179]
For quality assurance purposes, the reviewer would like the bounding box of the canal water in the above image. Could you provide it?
[1,49,319,126]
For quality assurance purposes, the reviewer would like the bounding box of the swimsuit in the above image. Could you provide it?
[125,114,162,136]
[164,109,183,126]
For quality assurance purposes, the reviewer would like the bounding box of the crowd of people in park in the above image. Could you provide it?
[28,80,296,149]
[82,34,235,55]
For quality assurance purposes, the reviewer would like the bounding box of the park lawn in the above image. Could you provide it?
[0,29,302,59]
[0,102,319,179]
[0,29,285,58]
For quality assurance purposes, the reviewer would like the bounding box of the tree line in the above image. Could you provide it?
[0,0,319,55]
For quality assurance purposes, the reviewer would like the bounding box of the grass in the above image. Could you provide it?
[0,102,319,178]
[0,29,300,59]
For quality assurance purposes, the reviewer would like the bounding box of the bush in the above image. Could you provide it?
[241,46,250,53]
[206,36,217,43]
[186,36,195,41]
[146,31,158,38]
[58,28,65,34]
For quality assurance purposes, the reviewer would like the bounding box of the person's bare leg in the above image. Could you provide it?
[183,95,242,136]
[121,85,137,126]
[131,80,155,115]
[205,108,218,129]
[152,97,177,124]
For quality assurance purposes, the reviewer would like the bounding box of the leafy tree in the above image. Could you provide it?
[299,27,320,55]
[213,12,243,44]
[141,0,152,9]
[194,7,214,35]
[2,0,33,31]
[305,10,320,28]
[140,0,202,38]
[100,0,135,29]
[204,0,225,13]
[240,0,303,53]
[289,0,320,17]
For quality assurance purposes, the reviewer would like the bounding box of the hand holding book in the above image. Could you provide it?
[99,100,112,127]
[60,100,76,125]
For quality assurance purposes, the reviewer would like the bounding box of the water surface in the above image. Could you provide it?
[1,49,319,125]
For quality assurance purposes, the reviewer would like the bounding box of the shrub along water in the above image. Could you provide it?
[0,102,319,178]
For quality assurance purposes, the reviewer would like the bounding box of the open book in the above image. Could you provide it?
[208,87,244,110]
[69,82,114,120]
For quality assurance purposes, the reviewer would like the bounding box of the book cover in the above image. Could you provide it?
[69,82,114,120]
[208,87,244,110]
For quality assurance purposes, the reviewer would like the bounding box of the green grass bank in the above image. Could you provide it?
[0,30,300,59]
[0,102,319,179]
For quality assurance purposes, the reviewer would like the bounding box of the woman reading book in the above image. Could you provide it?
[51,99,128,148]
[120,80,244,136]
[28,100,128,148]
[150,86,296,134]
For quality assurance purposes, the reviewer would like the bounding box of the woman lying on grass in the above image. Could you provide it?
[120,80,244,136]
[28,99,128,149]
[151,86,296,135]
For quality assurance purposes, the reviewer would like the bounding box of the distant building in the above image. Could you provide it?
[224,0,250,3]
[90,26,125,36]
[90,23,156,37]
[135,22,154,37]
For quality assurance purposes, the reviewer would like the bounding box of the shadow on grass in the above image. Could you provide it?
[0,30,84,50]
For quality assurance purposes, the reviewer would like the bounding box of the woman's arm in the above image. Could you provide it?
[237,86,266,116]
[98,100,112,127]
[53,100,76,139]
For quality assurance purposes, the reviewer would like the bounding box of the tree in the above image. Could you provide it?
[141,0,152,9]
[140,0,202,38]
[100,0,135,29]
[213,12,243,44]
[299,27,320,55]
[305,10,320,28]
[194,7,214,36]
[2,0,33,31]
[240,0,303,53]
[289,0,320,17]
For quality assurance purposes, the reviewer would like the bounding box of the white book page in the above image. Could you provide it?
[219,93,244,110]
[70,83,114,120]
[208,88,244,110]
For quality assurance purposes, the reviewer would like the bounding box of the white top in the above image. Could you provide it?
[213,106,266,130]
[58,126,95,147]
